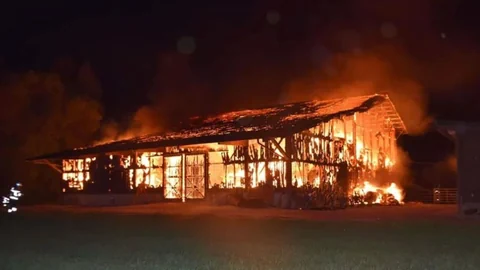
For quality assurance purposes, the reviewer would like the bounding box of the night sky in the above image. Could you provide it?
[1,0,479,163]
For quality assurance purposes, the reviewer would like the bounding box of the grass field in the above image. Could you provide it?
[1,204,479,270]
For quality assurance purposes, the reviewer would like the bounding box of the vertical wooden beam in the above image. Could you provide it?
[362,114,366,158]
[255,162,258,188]
[233,159,236,188]
[368,128,373,168]
[285,135,293,189]
[244,140,250,189]
[353,113,357,159]
[204,153,209,198]
[133,151,138,189]
[264,138,272,186]
[181,153,186,203]
[351,114,358,186]
[342,118,348,163]
[162,155,166,197]
[302,161,306,186]
[330,121,335,164]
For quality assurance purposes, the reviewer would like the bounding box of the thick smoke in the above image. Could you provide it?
[96,106,165,144]
[391,147,414,188]
[94,0,480,148]
[280,46,431,135]
[276,42,475,189]
[276,41,473,188]
[95,53,205,145]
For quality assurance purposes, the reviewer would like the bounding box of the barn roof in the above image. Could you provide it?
[28,93,406,161]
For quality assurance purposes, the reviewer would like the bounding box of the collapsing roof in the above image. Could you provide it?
[29,93,406,161]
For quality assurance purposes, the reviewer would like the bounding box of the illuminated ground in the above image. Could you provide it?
[1,203,479,270]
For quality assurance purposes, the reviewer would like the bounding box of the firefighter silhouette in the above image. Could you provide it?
[2,183,22,213]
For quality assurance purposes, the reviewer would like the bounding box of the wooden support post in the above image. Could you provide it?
[353,113,357,159]
[368,128,373,168]
[162,155,166,195]
[181,153,186,202]
[285,135,293,189]
[264,138,272,186]
[133,151,138,189]
[255,161,258,187]
[204,153,209,198]
[352,114,358,186]
[362,115,366,156]
[244,142,250,189]
[233,159,236,188]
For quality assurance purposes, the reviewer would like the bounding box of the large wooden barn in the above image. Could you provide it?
[29,93,407,207]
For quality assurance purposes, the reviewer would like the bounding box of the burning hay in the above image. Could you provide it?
[351,182,403,206]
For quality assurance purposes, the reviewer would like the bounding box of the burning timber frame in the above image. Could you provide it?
[28,94,407,206]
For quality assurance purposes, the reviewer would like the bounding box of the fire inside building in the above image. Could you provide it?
[29,94,407,208]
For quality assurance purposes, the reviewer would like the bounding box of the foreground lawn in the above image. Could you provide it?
[0,208,479,270]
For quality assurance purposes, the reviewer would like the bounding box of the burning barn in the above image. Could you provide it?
[29,94,407,208]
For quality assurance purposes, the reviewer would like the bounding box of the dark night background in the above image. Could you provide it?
[0,0,478,201]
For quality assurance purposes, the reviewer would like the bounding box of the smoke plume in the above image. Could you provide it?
[280,45,432,135]
[96,106,165,144]
[391,146,414,188]
[95,52,207,145]
[94,1,480,145]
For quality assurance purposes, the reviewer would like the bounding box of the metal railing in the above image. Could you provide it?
[433,188,457,204]
[404,188,457,204]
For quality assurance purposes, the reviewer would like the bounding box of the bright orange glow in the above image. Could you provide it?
[352,181,403,204]
[226,168,245,188]
[385,157,394,167]
[164,156,182,199]
[62,109,403,207]
[128,152,162,189]
[62,158,93,190]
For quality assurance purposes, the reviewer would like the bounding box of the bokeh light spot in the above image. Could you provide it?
[177,36,196,55]
[266,10,281,25]
[380,22,397,39]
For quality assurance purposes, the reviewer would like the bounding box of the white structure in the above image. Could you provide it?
[436,120,480,215]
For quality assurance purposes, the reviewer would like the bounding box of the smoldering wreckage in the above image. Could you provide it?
[29,93,407,210]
